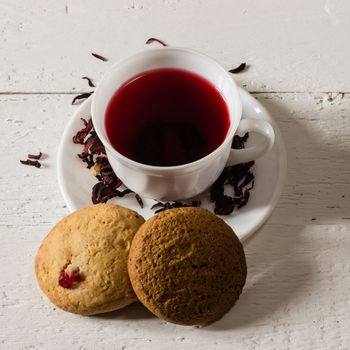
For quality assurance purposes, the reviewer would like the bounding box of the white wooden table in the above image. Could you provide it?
[1,1,350,349]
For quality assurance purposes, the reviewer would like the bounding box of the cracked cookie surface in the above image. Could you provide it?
[128,207,247,325]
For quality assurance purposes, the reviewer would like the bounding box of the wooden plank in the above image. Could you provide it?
[1,0,350,93]
[1,92,350,348]
[1,92,349,227]
[1,223,350,349]
[254,92,350,225]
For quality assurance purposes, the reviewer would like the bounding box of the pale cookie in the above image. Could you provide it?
[128,207,247,325]
[35,204,145,315]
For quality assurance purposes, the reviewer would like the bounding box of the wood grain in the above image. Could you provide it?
[1,93,349,349]
[1,0,350,93]
[2,0,350,348]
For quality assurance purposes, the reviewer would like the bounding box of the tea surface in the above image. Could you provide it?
[105,68,230,166]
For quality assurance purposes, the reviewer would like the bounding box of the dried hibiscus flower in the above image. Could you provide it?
[135,194,144,208]
[20,159,41,168]
[28,152,42,160]
[145,37,167,46]
[72,119,254,214]
[73,118,143,207]
[82,76,95,88]
[72,92,94,105]
[92,182,133,204]
[229,63,247,74]
[210,134,255,215]
[91,52,108,62]
[72,118,93,144]
[151,200,201,214]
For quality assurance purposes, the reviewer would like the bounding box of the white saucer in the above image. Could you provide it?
[57,88,286,242]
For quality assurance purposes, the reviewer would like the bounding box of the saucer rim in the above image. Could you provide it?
[57,87,287,242]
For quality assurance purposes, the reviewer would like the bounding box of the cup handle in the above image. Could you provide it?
[227,118,275,166]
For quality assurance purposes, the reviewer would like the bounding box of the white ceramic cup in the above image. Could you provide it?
[92,47,275,201]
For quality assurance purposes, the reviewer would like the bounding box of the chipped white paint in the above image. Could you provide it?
[1,1,350,349]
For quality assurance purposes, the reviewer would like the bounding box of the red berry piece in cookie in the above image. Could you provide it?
[58,268,82,289]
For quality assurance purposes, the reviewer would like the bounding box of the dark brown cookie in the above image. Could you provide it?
[128,207,247,325]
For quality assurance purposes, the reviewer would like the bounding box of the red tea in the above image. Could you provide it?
[105,68,230,166]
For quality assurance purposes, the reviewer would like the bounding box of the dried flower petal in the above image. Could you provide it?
[27,152,42,160]
[151,202,165,210]
[135,194,144,208]
[151,200,201,214]
[98,159,121,188]
[229,63,246,74]
[145,38,167,46]
[238,171,254,190]
[209,134,255,215]
[72,119,254,213]
[227,161,255,187]
[20,159,41,168]
[232,133,249,149]
[73,118,93,144]
[78,153,94,168]
[74,118,140,205]
[72,92,94,105]
[92,182,133,204]
[237,189,250,209]
[213,196,235,215]
[82,77,95,88]
[83,132,105,155]
[91,53,108,61]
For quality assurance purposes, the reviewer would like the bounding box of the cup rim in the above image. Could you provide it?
[91,46,242,173]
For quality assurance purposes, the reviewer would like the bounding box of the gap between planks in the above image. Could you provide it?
[0,91,350,96]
